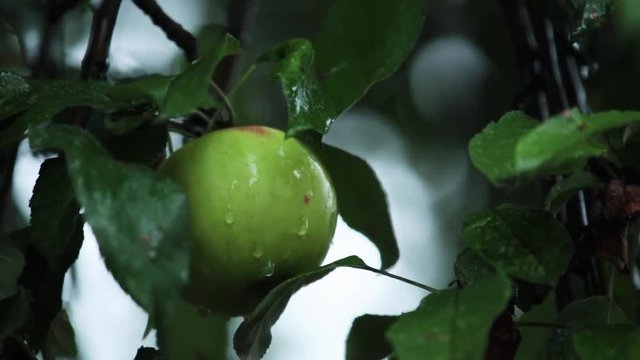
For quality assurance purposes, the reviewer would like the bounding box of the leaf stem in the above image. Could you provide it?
[360,265,438,293]
[228,63,257,99]
[208,80,236,130]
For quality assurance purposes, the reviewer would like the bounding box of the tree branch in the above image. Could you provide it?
[131,0,199,62]
[80,0,122,81]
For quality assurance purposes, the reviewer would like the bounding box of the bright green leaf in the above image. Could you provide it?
[315,0,426,114]
[346,314,397,360]
[157,298,227,360]
[233,256,367,360]
[462,205,573,285]
[544,171,603,213]
[0,243,24,301]
[107,75,174,107]
[515,110,640,174]
[469,111,539,185]
[547,296,629,359]
[308,141,398,269]
[573,324,640,360]
[258,39,337,136]
[387,272,512,360]
[0,71,36,120]
[163,30,240,118]
[28,124,190,316]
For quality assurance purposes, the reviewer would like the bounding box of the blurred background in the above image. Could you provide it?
[2,0,640,359]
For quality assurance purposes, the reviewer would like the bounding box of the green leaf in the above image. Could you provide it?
[314,0,426,115]
[28,124,190,316]
[469,111,539,185]
[42,310,77,360]
[29,158,81,269]
[346,314,397,360]
[0,289,30,343]
[573,324,640,360]
[157,298,227,360]
[515,293,557,360]
[162,30,240,118]
[387,272,512,360]
[308,141,398,269]
[0,79,117,148]
[544,171,603,213]
[107,75,175,106]
[233,256,367,360]
[16,226,82,350]
[0,243,24,301]
[462,205,573,286]
[515,110,640,174]
[258,39,337,136]
[453,248,495,287]
[0,72,36,119]
[103,124,168,165]
[547,296,629,359]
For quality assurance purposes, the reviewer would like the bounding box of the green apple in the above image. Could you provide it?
[160,125,338,315]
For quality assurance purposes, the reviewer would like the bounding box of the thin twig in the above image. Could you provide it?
[131,0,198,62]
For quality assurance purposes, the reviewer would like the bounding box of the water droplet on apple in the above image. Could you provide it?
[293,169,301,179]
[297,218,309,236]
[278,147,285,157]
[224,212,234,224]
[262,261,275,277]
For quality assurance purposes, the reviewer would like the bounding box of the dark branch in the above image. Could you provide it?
[131,0,199,62]
[80,0,122,81]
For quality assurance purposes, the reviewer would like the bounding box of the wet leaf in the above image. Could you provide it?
[462,205,573,285]
[0,79,117,147]
[469,111,539,185]
[453,248,495,287]
[233,256,367,360]
[29,158,81,269]
[157,298,227,360]
[545,171,603,213]
[346,314,397,360]
[515,109,640,174]
[258,39,337,136]
[315,0,427,115]
[573,324,640,360]
[0,71,36,120]
[28,124,190,317]
[547,296,629,359]
[387,272,512,360]
[163,30,240,119]
[308,141,398,269]
[515,293,557,360]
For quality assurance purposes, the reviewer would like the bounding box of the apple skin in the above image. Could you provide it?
[160,126,338,315]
